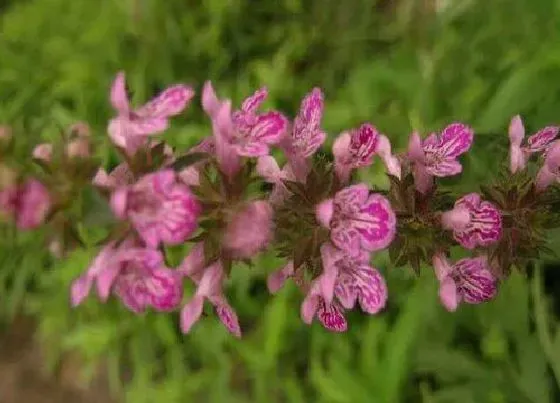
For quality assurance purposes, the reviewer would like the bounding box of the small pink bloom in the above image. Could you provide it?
[202,82,287,161]
[202,83,242,178]
[0,179,51,230]
[508,115,559,174]
[180,261,241,337]
[444,193,502,249]
[316,184,396,255]
[113,249,183,313]
[333,123,401,182]
[71,242,182,313]
[108,71,194,155]
[230,87,288,157]
[256,156,297,205]
[223,200,274,259]
[110,170,201,248]
[32,143,53,162]
[433,253,497,312]
[408,123,474,194]
[66,137,90,158]
[535,140,560,191]
[282,88,327,181]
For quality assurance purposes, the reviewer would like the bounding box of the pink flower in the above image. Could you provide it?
[110,170,201,248]
[281,88,327,181]
[201,82,287,167]
[66,137,90,158]
[442,193,502,249]
[333,123,401,183]
[0,179,51,230]
[179,252,241,337]
[32,143,53,162]
[408,123,474,194]
[70,242,183,313]
[509,115,559,173]
[316,184,396,255]
[223,200,274,259]
[108,71,194,155]
[230,87,288,156]
[433,253,497,312]
[535,140,560,191]
[332,249,388,314]
[256,156,297,204]
[201,82,241,178]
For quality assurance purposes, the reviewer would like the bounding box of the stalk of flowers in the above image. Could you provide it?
[4,68,560,336]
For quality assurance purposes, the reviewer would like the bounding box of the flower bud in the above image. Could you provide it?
[66,137,90,158]
[223,200,274,259]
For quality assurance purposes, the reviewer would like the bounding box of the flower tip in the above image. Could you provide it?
[407,131,424,161]
[508,115,525,145]
[180,297,204,334]
[110,187,128,220]
[315,199,334,228]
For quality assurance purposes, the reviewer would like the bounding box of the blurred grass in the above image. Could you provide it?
[1,0,560,402]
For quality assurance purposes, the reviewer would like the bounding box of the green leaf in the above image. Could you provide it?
[169,152,209,172]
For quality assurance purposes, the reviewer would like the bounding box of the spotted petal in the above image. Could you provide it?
[455,257,497,304]
[241,87,268,113]
[136,85,194,119]
[453,193,502,249]
[434,123,474,158]
[527,126,559,153]
[352,264,387,314]
[212,296,242,338]
[317,301,347,332]
[353,194,397,252]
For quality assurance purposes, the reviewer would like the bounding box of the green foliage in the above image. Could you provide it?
[1,0,560,402]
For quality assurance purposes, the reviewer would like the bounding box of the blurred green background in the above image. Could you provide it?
[1,0,560,402]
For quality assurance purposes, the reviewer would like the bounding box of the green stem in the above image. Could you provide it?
[532,265,560,389]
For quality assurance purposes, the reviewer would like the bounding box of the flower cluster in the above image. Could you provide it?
[2,73,560,335]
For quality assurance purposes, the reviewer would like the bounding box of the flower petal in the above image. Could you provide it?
[453,193,502,249]
[455,257,497,304]
[436,123,474,158]
[527,126,559,153]
[317,301,347,332]
[110,71,130,115]
[146,268,183,311]
[212,296,242,338]
[354,193,396,252]
[439,277,459,312]
[353,265,387,314]
[508,115,525,146]
[241,87,268,113]
[136,85,194,119]
[180,295,205,334]
[267,261,294,293]
[70,275,93,307]
[425,158,462,177]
